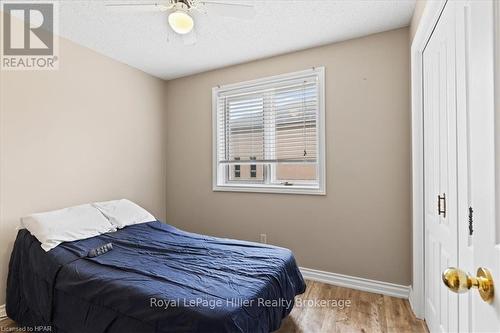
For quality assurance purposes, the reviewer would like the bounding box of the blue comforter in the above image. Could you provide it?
[6,221,306,333]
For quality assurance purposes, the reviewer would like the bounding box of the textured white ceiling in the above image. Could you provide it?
[58,0,416,80]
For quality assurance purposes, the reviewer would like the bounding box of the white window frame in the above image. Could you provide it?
[212,67,326,195]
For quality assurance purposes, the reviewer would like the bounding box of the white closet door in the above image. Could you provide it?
[423,1,459,332]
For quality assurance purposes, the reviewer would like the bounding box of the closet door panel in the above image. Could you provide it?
[423,1,459,332]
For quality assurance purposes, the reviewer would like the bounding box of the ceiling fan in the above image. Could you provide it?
[105,0,255,43]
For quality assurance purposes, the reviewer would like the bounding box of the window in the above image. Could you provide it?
[212,67,325,195]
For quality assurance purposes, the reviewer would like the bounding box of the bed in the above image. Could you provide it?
[6,220,306,333]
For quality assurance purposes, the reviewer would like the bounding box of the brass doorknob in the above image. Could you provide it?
[442,267,494,303]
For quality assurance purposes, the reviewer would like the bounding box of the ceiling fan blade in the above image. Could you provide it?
[200,0,255,19]
[182,29,198,46]
[104,1,173,12]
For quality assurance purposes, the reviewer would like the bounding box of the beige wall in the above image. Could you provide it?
[410,0,428,42]
[0,36,167,303]
[165,28,411,285]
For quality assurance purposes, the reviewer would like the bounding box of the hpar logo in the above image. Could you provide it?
[1,1,59,70]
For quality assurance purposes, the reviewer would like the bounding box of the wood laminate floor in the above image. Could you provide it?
[276,281,428,333]
[0,280,428,333]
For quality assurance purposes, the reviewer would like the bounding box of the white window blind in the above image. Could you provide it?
[213,67,325,195]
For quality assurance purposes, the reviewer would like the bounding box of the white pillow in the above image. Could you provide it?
[92,199,155,229]
[21,204,116,251]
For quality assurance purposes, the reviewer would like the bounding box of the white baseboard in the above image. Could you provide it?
[0,304,6,319]
[300,267,410,299]
[408,285,414,306]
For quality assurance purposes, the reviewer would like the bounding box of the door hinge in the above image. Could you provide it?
[468,206,474,236]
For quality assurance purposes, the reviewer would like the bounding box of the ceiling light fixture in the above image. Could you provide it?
[168,3,194,35]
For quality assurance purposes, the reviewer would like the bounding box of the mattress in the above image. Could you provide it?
[6,221,306,333]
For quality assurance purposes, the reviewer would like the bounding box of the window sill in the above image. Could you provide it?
[213,184,326,196]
